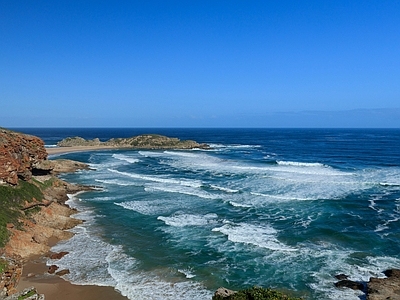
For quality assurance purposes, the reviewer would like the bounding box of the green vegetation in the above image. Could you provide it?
[213,287,303,300]
[18,289,37,300]
[0,180,44,247]
[32,176,56,190]
[0,257,7,273]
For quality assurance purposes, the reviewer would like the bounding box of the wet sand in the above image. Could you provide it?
[16,238,128,300]
[17,256,128,300]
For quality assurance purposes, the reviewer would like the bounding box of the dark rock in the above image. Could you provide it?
[55,269,70,276]
[335,279,364,291]
[48,265,59,274]
[335,274,348,280]
[49,251,69,259]
[383,269,400,278]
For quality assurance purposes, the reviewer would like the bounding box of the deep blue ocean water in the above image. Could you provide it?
[16,128,400,299]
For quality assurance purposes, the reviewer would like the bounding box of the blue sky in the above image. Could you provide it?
[1,1,399,127]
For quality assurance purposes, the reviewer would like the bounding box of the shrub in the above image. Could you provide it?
[213,286,303,300]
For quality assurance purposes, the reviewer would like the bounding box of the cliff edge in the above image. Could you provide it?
[0,128,50,185]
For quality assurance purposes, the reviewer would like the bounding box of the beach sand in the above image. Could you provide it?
[46,146,117,156]
[14,150,130,300]
[17,256,128,300]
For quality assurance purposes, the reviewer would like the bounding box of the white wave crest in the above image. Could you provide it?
[112,153,140,164]
[145,185,217,200]
[212,222,296,252]
[157,213,218,227]
[108,169,202,188]
[276,160,327,167]
[210,185,239,193]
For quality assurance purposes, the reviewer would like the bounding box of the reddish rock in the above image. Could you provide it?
[0,128,49,185]
[49,251,69,259]
[48,265,59,274]
[55,269,70,276]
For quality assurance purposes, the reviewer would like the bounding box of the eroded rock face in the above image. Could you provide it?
[367,269,400,300]
[0,129,49,185]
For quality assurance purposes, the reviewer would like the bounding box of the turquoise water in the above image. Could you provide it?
[19,128,400,299]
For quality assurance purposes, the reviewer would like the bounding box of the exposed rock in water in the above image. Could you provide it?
[334,269,400,300]
[51,159,90,174]
[48,265,59,274]
[335,279,364,291]
[335,273,348,280]
[48,251,69,260]
[55,269,70,276]
[57,134,210,149]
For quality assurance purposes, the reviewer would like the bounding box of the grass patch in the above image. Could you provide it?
[213,287,303,300]
[0,180,44,247]
[18,289,37,300]
[0,258,7,273]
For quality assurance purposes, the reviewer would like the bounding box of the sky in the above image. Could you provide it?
[1,1,399,128]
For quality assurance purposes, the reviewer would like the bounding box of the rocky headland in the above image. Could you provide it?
[0,128,95,299]
[57,134,210,149]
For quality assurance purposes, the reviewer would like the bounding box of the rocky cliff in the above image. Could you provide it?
[0,128,50,185]
[57,134,209,149]
[0,128,91,298]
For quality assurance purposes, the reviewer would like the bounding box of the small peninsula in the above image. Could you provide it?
[57,134,210,149]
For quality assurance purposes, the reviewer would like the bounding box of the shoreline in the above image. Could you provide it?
[15,193,129,300]
[3,149,129,300]
[17,256,127,300]
[46,145,117,155]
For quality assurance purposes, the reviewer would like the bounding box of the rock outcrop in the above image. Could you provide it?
[0,128,49,185]
[367,269,400,300]
[57,134,209,149]
[334,270,400,299]
[3,286,44,300]
[0,256,22,297]
[0,127,94,297]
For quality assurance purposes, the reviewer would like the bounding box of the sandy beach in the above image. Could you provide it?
[46,145,117,156]
[17,256,128,300]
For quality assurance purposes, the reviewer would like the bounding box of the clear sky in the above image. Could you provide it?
[1,1,399,128]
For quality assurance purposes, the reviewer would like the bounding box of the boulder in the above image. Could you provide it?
[55,269,70,276]
[48,265,59,274]
[213,287,237,299]
[49,251,69,259]
[335,280,364,291]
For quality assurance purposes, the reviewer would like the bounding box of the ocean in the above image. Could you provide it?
[16,128,400,299]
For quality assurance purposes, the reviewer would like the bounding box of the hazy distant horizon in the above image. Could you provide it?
[3,108,400,128]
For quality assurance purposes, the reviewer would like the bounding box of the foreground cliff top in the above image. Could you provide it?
[57,134,210,149]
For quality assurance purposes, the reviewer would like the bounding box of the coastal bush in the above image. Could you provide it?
[0,180,44,247]
[213,286,303,300]
[17,290,36,300]
[0,258,7,273]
